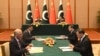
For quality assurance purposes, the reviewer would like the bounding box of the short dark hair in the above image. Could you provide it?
[69,24,74,28]
[77,29,85,34]
[27,25,33,28]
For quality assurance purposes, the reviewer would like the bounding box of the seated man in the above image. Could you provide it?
[70,29,94,56]
[22,25,36,46]
[10,29,32,56]
[67,25,78,45]
[62,25,78,45]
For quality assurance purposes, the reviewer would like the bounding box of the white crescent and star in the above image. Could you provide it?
[26,10,32,20]
[42,10,48,20]
[58,10,63,18]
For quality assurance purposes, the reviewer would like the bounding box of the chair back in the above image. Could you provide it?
[1,42,10,56]
[0,45,3,56]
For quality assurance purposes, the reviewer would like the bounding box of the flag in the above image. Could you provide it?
[49,0,56,24]
[65,0,73,24]
[34,0,40,22]
[42,0,49,24]
[57,0,64,23]
[26,0,33,24]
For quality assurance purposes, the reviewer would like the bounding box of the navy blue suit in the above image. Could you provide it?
[22,30,35,46]
[68,30,78,45]
[73,35,94,56]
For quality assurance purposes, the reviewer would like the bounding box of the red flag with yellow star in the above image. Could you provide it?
[34,0,40,22]
[49,0,56,24]
[65,0,73,24]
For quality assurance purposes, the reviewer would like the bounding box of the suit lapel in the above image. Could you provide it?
[27,30,31,37]
[77,36,86,46]
[79,36,86,46]
[14,37,22,49]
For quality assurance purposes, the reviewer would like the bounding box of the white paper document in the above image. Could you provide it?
[59,46,70,49]
[59,46,73,52]
[36,38,46,41]
[55,37,64,39]
[28,47,43,53]
[55,36,68,40]
[62,48,73,51]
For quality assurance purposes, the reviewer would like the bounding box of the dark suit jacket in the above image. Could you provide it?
[10,37,27,56]
[22,30,35,46]
[73,35,94,56]
[68,30,78,45]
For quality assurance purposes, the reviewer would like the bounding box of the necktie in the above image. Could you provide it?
[17,41,21,49]
[29,31,31,36]
[17,41,24,56]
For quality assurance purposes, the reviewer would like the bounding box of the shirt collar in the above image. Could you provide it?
[70,30,74,33]
[15,37,20,42]
[27,29,31,33]
[81,34,85,41]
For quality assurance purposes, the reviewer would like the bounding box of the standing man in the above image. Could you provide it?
[70,29,94,56]
[10,29,32,56]
[22,25,35,46]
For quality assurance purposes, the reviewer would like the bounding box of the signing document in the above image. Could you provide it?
[59,46,73,52]
[28,47,43,53]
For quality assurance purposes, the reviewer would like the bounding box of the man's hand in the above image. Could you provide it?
[25,44,33,51]
[28,43,33,47]
[32,36,37,40]
[60,35,68,39]
[25,46,31,50]
[69,44,74,49]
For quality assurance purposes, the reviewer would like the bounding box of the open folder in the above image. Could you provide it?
[28,47,43,53]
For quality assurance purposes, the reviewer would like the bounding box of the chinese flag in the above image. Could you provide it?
[65,0,73,24]
[49,0,56,24]
[34,0,40,22]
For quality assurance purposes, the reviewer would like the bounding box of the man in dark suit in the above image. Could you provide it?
[10,29,32,56]
[67,25,78,45]
[22,25,36,46]
[70,29,94,56]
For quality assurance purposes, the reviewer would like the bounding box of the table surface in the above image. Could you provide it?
[27,36,81,56]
